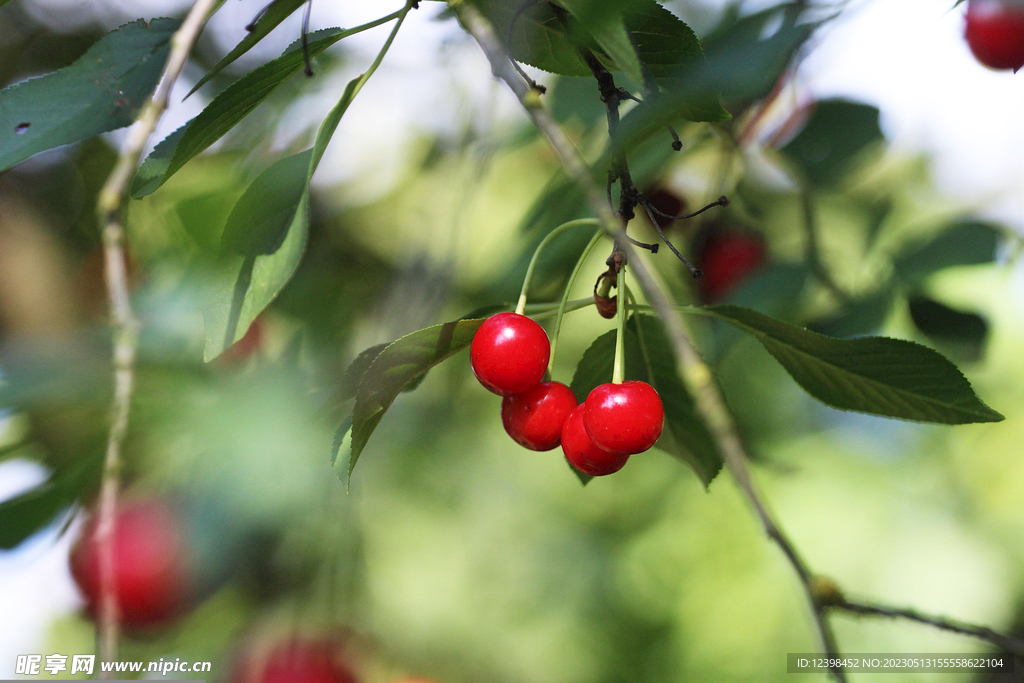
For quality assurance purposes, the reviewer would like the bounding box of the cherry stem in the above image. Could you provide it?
[302,0,314,77]
[548,227,604,374]
[515,218,600,315]
[612,264,627,384]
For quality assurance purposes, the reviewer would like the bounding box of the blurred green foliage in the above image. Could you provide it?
[1,1,1023,682]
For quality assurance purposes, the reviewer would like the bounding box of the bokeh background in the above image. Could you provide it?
[3,0,1024,681]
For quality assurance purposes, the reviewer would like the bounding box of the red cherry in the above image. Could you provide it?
[583,381,664,455]
[470,312,550,396]
[966,0,1024,71]
[698,231,765,302]
[501,381,577,451]
[231,638,357,683]
[69,499,189,628]
[561,405,629,476]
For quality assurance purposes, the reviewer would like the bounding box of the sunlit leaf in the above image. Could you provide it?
[701,305,1003,424]
[188,0,307,95]
[336,318,485,483]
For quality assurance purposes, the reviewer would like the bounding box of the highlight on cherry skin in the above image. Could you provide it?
[470,312,550,396]
[965,0,1024,71]
[561,405,630,476]
[583,381,665,455]
[501,381,578,451]
[69,498,190,628]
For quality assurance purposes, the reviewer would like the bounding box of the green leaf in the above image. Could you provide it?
[907,296,988,363]
[894,221,1000,285]
[781,99,882,186]
[0,483,69,550]
[203,75,363,361]
[133,27,350,198]
[338,319,486,483]
[188,0,307,95]
[570,316,723,486]
[0,0,17,10]
[340,343,389,402]
[557,0,645,87]
[202,150,312,361]
[700,305,1003,424]
[0,18,179,172]
[631,314,722,486]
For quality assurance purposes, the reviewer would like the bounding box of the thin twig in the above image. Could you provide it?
[302,0,315,77]
[638,199,701,278]
[834,600,1024,654]
[92,0,218,674]
[451,4,847,680]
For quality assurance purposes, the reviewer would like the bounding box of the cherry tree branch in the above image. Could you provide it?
[92,0,219,674]
[831,598,1024,654]
[450,3,847,680]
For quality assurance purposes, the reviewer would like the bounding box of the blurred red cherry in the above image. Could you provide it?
[231,637,358,683]
[697,230,766,302]
[965,0,1024,71]
[69,498,189,628]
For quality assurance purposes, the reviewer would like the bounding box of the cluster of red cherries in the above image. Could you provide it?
[470,312,664,476]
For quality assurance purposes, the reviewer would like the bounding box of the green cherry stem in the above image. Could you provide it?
[612,263,628,384]
[515,218,601,315]
[549,226,605,374]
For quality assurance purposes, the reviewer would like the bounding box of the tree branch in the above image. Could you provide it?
[833,598,1024,654]
[450,3,847,680]
[92,0,218,674]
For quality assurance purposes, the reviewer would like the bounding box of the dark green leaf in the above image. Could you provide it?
[570,316,723,485]
[894,221,1000,285]
[908,296,988,363]
[557,0,645,87]
[781,99,882,186]
[338,318,486,483]
[810,287,894,339]
[188,0,307,95]
[0,18,179,172]
[133,27,353,198]
[340,343,389,402]
[701,305,1003,424]
[631,314,723,486]
[0,483,70,550]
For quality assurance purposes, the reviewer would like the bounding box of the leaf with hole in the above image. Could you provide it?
[0,18,179,172]
[700,304,1003,424]
[334,318,485,484]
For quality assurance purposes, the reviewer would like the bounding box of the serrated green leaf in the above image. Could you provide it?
[700,305,1003,424]
[569,316,723,485]
[133,27,352,198]
[188,0,307,95]
[907,296,988,363]
[340,344,389,403]
[344,319,486,482]
[0,18,179,172]
[558,0,645,87]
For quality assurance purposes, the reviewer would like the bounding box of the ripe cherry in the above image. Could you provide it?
[470,312,550,396]
[583,381,664,455]
[231,638,358,683]
[561,405,629,476]
[697,230,765,302]
[965,0,1024,71]
[501,381,577,451]
[69,499,189,628]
